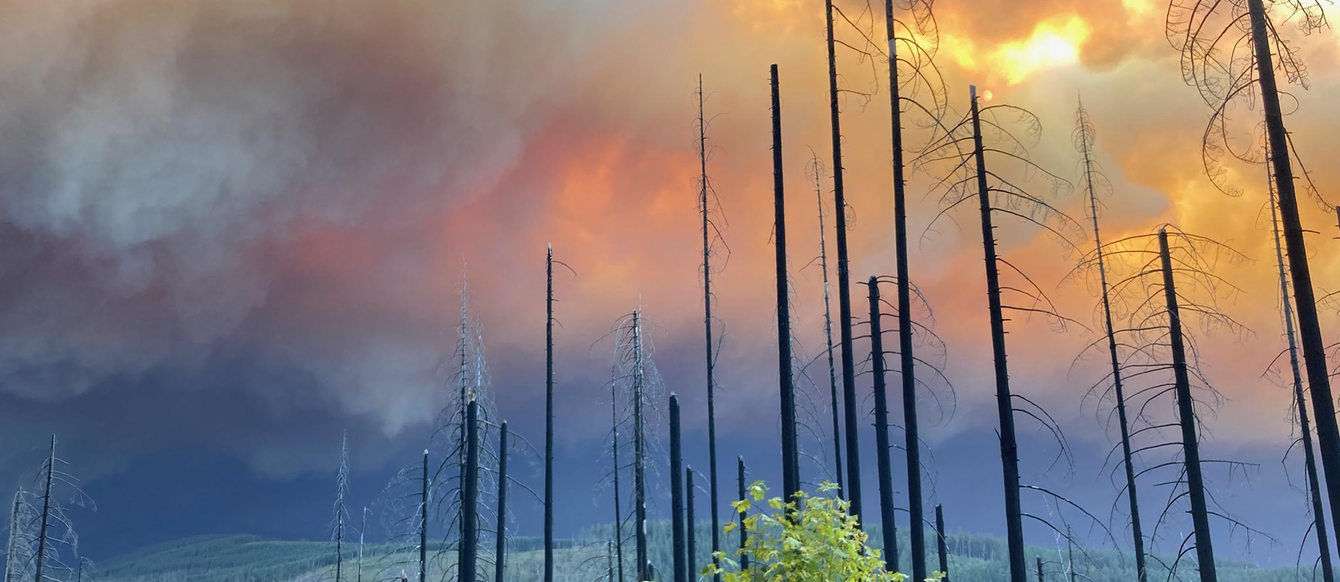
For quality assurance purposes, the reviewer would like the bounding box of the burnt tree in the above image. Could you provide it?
[769,64,801,499]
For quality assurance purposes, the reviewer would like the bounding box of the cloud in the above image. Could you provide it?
[0,0,1338,498]
[0,0,631,469]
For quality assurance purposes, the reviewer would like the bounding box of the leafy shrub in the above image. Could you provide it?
[706,481,943,582]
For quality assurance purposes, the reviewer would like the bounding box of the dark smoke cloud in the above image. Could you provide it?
[0,0,630,475]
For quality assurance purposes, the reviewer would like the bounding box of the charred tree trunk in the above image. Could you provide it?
[458,289,470,551]
[824,0,863,521]
[1066,525,1076,582]
[770,64,801,499]
[696,74,725,582]
[882,3,926,576]
[687,467,697,577]
[335,432,348,582]
[814,160,844,496]
[419,449,428,582]
[611,379,625,582]
[737,457,749,571]
[867,278,899,571]
[1079,104,1147,582]
[1270,184,1333,581]
[671,395,688,582]
[358,507,366,582]
[545,245,555,582]
[33,437,54,582]
[1158,229,1216,582]
[495,422,509,582]
[1246,0,1340,554]
[6,490,20,582]
[970,85,1026,582]
[460,400,481,582]
[633,313,650,582]
[936,504,949,582]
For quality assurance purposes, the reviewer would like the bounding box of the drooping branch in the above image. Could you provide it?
[1068,97,1149,582]
[1169,0,1340,561]
[919,84,1081,582]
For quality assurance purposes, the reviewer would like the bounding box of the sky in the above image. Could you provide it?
[1,0,1340,571]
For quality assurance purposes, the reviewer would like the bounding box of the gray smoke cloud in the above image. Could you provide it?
[0,0,630,474]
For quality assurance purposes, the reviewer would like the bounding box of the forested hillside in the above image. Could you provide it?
[93,524,1300,582]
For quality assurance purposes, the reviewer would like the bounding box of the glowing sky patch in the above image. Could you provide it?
[990,15,1090,85]
[939,15,1091,86]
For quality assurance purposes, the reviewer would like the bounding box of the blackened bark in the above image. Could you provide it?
[867,279,900,571]
[670,395,687,582]
[460,401,481,582]
[696,73,724,582]
[970,85,1026,582]
[1246,0,1340,556]
[1079,108,1146,581]
[936,504,950,582]
[545,246,555,582]
[738,457,749,571]
[882,3,926,576]
[1158,229,1216,582]
[1270,187,1333,582]
[770,64,800,499]
[495,422,509,582]
[824,0,863,521]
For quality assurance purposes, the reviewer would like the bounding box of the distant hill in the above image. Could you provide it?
[94,535,349,581]
[91,525,1301,581]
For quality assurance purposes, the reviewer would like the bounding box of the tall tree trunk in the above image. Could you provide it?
[633,312,650,582]
[686,467,696,578]
[1270,179,1334,581]
[5,490,20,582]
[358,507,366,582]
[1246,0,1340,555]
[495,422,509,582]
[867,278,899,571]
[824,0,863,521]
[611,379,625,582]
[770,64,801,499]
[882,4,926,577]
[33,436,53,582]
[671,395,688,582]
[1066,525,1076,582]
[737,457,749,571]
[1036,556,1044,582]
[461,400,481,582]
[420,450,428,582]
[1078,102,1147,582]
[970,85,1026,582]
[458,284,471,553]
[814,156,844,496]
[1158,229,1216,582]
[545,245,555,582]
[457,285,471,562]
[936,504,949,582]
[696,74,724,582]
[335,432,348,582]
